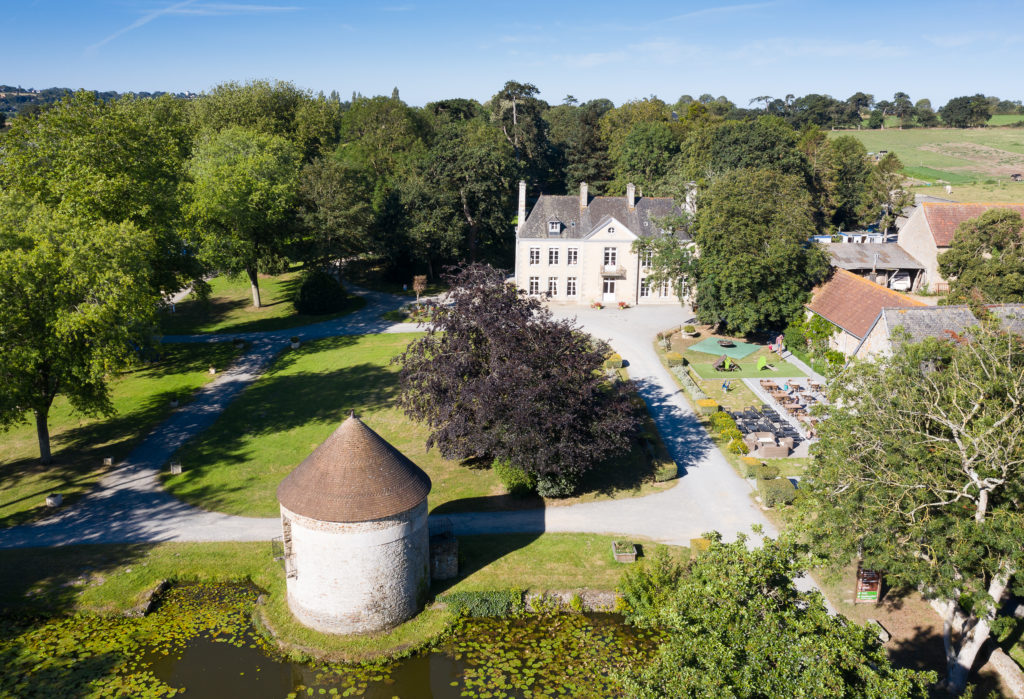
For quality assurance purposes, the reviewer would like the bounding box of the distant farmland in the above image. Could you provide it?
[830,127,1024,183]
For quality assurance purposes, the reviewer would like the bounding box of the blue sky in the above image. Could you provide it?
[6,1,1023,107]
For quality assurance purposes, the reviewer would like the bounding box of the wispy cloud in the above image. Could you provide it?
[923,31,1023,48]
[87,1,299,52]
[669,1,778,21]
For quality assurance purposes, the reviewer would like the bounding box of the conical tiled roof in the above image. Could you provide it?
[277,415,431,522]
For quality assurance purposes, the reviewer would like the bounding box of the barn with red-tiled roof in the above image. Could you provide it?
[805,269,924,356]
[898,202,1024,290]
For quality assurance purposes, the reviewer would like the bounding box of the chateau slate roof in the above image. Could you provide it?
[921,202,1024,247]
[881,305,980,345]
[277,415,431,523]
[518,194,689,241]
[806,269,924,339]
[824,243,923,271]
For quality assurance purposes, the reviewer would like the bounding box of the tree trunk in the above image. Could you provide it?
[35,407,52,465]
[247,267,262,309]
[946,564,1013,694]
[460,189,479,261]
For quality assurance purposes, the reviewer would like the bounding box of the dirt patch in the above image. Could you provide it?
[919,142,1024,175]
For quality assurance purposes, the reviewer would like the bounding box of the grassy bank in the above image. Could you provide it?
[0,342,244,529]
[160,270,366,335]
[0,533,685,662]
[164,333,675,517]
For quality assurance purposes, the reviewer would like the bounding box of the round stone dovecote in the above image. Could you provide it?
[276,414,431,635]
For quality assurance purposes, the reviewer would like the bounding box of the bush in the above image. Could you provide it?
[666,352,685,367]
[683,325,696,334]
[536,472,578,498]
[757,463,780,480]
[617,546,684,625]
[758,476,797,507]
[727,438,748,454]
[709,411,737,434]
[292,269,347,315]
[441,589,525,617]
[492,458,537,496]
[740,457,762,478]
[604,353,624,369]
[696,399,719,416]
[720,427,743,442]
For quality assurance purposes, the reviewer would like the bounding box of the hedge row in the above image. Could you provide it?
[440,589,526,617]
[672,366,707,401]
[757,473,797,507]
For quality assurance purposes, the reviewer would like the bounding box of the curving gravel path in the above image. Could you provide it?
[0,296,778,550]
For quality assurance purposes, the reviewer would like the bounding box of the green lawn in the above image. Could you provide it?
[160,269,366,335]
[164,333,673,517]
[0,533,686,662]
[910,181,1024,203]
[989,114,1024,126]
[830,126,1024,184]
[0,342,244,529]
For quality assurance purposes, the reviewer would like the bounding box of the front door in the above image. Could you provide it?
[602,279,616,303]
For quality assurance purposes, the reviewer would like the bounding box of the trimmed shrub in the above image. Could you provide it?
[293,269,347,315]
[758,476,797,507]
[536,472,578,498]
[720,427,743,442]
[492,458,537,496]
[683,325,696,334]
[696,399,719,416]
[709,411,737,433]
[727,438,748,454]
[757,463,781,480]
[665,352,685,367]
[441,589,525,617]
[604,353,624,369]
[740,457,762,478]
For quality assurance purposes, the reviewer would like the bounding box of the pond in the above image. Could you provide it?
[0,583,662,698]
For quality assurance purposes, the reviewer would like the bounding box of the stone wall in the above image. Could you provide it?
[281,500,430,635]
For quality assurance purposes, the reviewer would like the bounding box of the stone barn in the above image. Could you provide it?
[276,414,432,635]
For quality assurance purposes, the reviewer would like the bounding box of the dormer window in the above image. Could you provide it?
[547,221,561,235]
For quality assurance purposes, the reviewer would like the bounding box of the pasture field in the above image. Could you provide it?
[831,127,1024,185]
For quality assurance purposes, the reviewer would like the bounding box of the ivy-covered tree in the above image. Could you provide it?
[938,208,1024,303]
[395,264,638,494]
[620,533,934,698]
[797,326,1024,694]
[688,168,829,334]
[0,196,158,464]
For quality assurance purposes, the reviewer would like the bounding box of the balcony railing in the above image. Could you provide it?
[600,264,626,277]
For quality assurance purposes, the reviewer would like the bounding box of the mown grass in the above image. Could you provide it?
[160,269,366,335]
[0,533,686,661]
[164,333,674,517]
[911,181,1024,203]
[0,342,244,529]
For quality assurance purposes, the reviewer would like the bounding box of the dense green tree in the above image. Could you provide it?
[599,98,672,169]
[337,95,428,182]
[706,116,809,181]
[190,79,341,160]
[0,197,159,464]
[489,80,552,184]
[620,533,934,698]
[914,98,939,127]
[0,90,196,296]
[615,121,680,194]
[690,168,828,334]
[186,127,302,309]
[545,98,613,192]
[797,326,1024,694]
[846,91,874,114]
[892,91,915,128]
[939,209,1024,303]
[820,136,873,230]
[295,156,373,269]
[395,264,638,491]
[859,152,913,232]
[939,95,993,128]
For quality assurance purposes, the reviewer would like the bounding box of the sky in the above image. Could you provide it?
[6,1,1024,107]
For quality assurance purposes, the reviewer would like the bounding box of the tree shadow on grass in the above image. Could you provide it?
[429,530,544,597]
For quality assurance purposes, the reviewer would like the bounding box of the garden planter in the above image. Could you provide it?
[612,541,637,563]
[45,494,63,507]
[169,398,179,408]
[290,337,301,349]
[103,457,113,466]
[169,462,183,475]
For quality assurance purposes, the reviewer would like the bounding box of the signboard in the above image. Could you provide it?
[856,566,882,603]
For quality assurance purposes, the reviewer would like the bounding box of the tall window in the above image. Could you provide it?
[640,250,653,268]
[528,276,540,295]
[547,277,558,296]
[603,247,617,266]
[567,248,579,265]
[660,280,671,297]
[548,248,559,265]
[640,278,651,298]
[566,277,577,297]
[529,247,540,265]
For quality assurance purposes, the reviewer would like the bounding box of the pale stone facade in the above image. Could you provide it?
[514,182,692,306]
[896,206,946,290]
[281,500,429,635]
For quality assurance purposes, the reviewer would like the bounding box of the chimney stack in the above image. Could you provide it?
[627,183,636,210]
[579,182,588,210]
[517,181,527,233]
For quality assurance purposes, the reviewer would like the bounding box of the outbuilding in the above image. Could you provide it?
[277,414,431,635]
